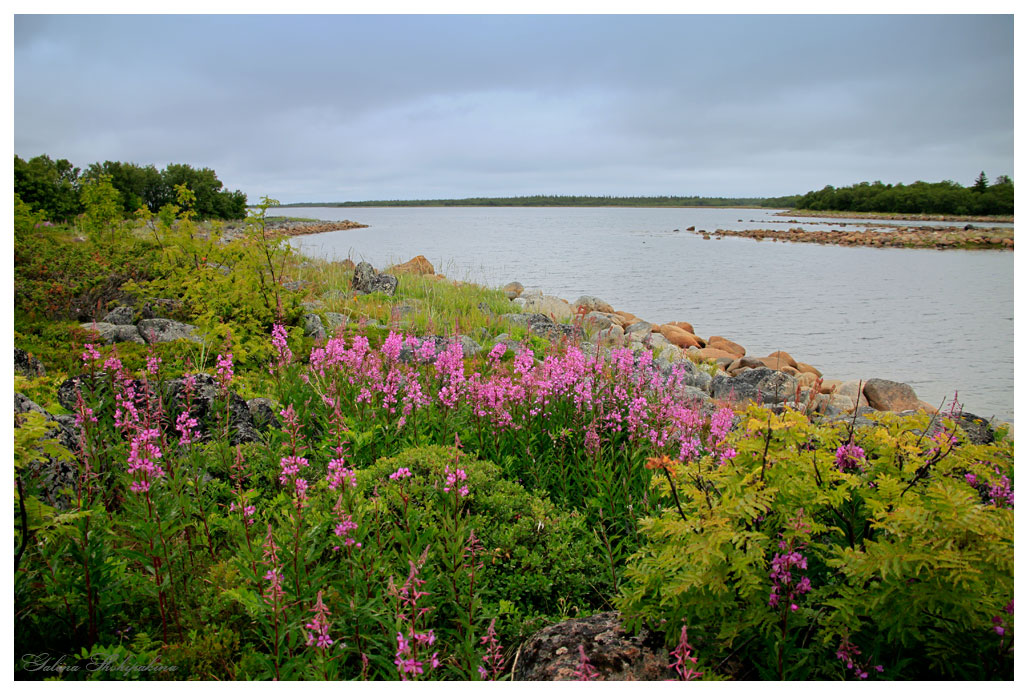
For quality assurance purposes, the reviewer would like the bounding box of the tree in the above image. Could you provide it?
[994,174,1012,186]
[79,173,122,243]
[973,171,989,193]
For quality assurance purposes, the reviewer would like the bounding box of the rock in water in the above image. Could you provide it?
[863,378,920,412]
[388,255,435,275]
[351,261,398,296]
[513,612,669,681]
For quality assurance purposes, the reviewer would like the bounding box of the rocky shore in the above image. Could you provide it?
[777,209,1014,223]
[697,225,1013,250]
[219,217,368,243]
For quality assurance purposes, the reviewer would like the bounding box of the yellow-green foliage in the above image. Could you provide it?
[619,405,1013,679]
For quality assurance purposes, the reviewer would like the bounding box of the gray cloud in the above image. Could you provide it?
[14,14,1014,201]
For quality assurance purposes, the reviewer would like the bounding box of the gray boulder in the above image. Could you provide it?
[711,367,799,405]
[247,398,280,432]
[502,313,583,342]
[102,305,135,325]
[79,322,146,345]
[136,318,201,344]
[14,393,79,509]
[14,347,45,377]
[324,312,348,332]
[352,261,398,296]
[164,374,260,446]
[303,313,327,340]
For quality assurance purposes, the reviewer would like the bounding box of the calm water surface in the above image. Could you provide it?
[279,207,1014,423]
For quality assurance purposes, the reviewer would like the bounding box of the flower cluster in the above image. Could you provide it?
[443,465,469,498]
[332,495,361,550]
[768,539,812,612]
[574,645,598,681]
[391,559,438,680]
[390,467,412,480]
[126,427,165,494]
[261,525,285,605]
[271,323,292,369]
[834,442,865,473]
[215,350,234,392]
[835,636,883,679]
[992,599,1014,637]
[669,622,703,680]
[478,618,504,680]
[304,591,334,650]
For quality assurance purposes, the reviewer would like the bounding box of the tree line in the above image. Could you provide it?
[766,173,1013,216]
[14,154,248,221]
[280,194,768,208]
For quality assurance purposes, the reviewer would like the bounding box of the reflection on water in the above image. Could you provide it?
[281,207,1014,423]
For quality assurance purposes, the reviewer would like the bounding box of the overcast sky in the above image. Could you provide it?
[13,14,1014,202]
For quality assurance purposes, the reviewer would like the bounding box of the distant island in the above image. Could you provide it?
[275,195,770,208]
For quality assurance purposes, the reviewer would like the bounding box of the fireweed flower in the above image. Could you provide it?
[478,618,504,680]
[304,591,334,649]
[261,524,285,604]
[215,350,234,391]
[81,343,101,365]
[835,442,866,473]
[669,623,703,680]
[574,645,598,681]
[487,342,507,364]
[146,354,162,376]
[126,427,165,493]
[443,465,469,498]
[835,636,882,679]
[988,467,1014,508]
[270,324,292,368]
[390,467,412,480]
[331,495,361,550]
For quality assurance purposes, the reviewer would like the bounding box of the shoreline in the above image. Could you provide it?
[698,225,1014,250]
[780,209,1014,223]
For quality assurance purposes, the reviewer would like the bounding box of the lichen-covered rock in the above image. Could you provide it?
[164,374,260,446]
[502,281,525,299]
[711,367,799,405]
[303,313,327,340]
[520,295,573,322]
[79,322,147,345]
[136,318,201,344]
[324,312,348,332]
[502,313,583,342]
[14,393,79,509]
[247,398,280,432]
[351,261,398,296]
[572,295,615,314]
[513,611,669,681]
[102,305,136,325]
[14,347,46,377]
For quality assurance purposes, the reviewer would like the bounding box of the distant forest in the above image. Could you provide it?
[282,173,1013,216]
[14,154,248,222]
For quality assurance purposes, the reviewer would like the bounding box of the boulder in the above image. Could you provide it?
[836,380,870,408]
[797,372,820,389]
[658,324,702,350]
[324,312,348,332]
[303,313,327,340]
[595,324,625,346]
[502,313,583,343]
[102,305,136,325]
[14,393,78,509]
[624,321,653,339]
[711,367,799,405]
[667,321,695,334]
[707,336,745,357]
[139,298,184,320]
[582,312,614,332]
[247,398,280,431]
[513,611,669,681]
[164,374,260,447]
[763,350,799,370]
[796,362,822,378]
[14,347,46,377]
[79,322,146,345]
[351,261,398,296]
[820,378,843,395]
[521,295,573,322]
[614,311,639,325]
[694,347,737,362]
[136,318,201,344]
[572,295,615,315]
[863,378,920,412]
[388,255,435,275]
[502,282,524,300]
[728,356,765,372]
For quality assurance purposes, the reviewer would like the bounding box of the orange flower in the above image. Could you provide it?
[645,455,675,471]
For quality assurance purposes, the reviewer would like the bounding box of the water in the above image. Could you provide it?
[278,206,1014,424]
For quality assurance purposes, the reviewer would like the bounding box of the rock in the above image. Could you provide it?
[477,302,495,319]
[583,312,614,332]
[281,280,307,292]
[836,381,870,409]
[502,313,583,342]
[14,348,46,377]
[819,378,843,395]
[454,335,482,358]
[388,255,435,275]
[762,351,799,370]
[513,611,669,681]
[658,324,702,350]
[102,305,136,325]
[711,367,799,405]
[324,312,348,332]
[614,311,639,325]
[511,297,527,309]
[164,374,260,446]
[715,357,735,371]
[862,378,920,412]
[946,411,998,445]
[572,295,615,315]
[521,295,573,322]
[596,324,625,346]
[301,300,325,312]
[796,362,822,378]
[139,298,184,320]
[728,356,765,372]
[654,355,712,392]
[624,321,653,339]
[247,398,280,431]
[797,372,820,389]
[707,336,745,357]
[136,318,201,344]
[14,393,79,509]
[79,322,146,345]
[303,313,327,340]
[694,347,737,362]
[667,321,695,335]
[645,332,674,351]
[351,261,398,296]
[502,282,524,300]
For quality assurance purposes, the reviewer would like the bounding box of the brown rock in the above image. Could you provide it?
[614,310,639,325]
[796,362,822,377]
[781,365,800,377]
[707,336,745,357]
[863,378,920,412]
[513,612,669,681]
[502,281,524,299]
[820,379,843,395]
[388,255,435,275]
[658,324,702,349]
[728,356,765,371]
[797,372,819,389]
[694,347,737,361]
[763,350,799,370]
[917,400,939,414]
[667,321,695,334]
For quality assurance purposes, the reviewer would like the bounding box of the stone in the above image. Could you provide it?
[502,313,583,343]
[303,313,327,340]
[164,374,260,446]
[572,295,615,315]
[351,261,398,296]
[247,398,280,431]
[763,350,799,370]
[502,282,524,300]
[707,336,745,357]
[596,324,625,346]
[797,372,820,389]
[136,318,201,344]
[513,611,669,681]
[658,324,702,349]
[796,362,822,378]
[102,305,135,325]
[301,300,325,312]
[624,321,653,339]
[138,298,184,320]
[863,378,920,412]
[14,393,78,509]
[281,280,307,292]
[728,356,765,372]
[614,311,639,325]
[454,335,482,358]
[14,347,46,377]
[820,378,843,395]
[836,381,870,408]
[583,312,614,332]
[79,322,145,345]
[694,347,737,362]
[324,312,348,332]
[715,357,735,370]
[521,295,573,322]
[711,367,799,405]
[667,321,695,334]
[388,255,435,275]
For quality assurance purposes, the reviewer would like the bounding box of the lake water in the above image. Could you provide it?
[278,206,1014,424]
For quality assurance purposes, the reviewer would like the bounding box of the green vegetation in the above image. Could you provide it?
[15,154,247,221]
[13,178,1015,681]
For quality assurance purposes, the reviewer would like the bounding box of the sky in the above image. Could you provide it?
[12,13,1015,203]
